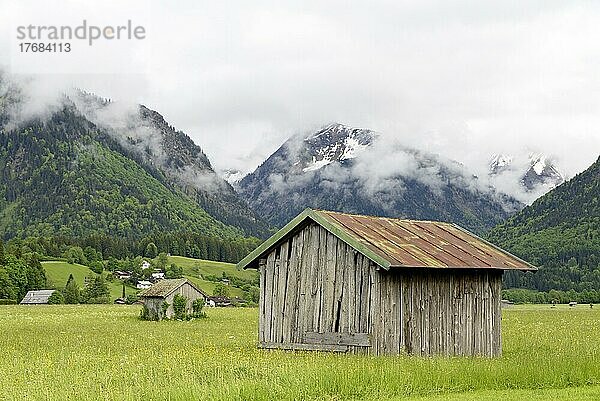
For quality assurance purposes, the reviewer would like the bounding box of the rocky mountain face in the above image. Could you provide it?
[73,92,270,238]
[489,153,565,195]
[238,123,519,234]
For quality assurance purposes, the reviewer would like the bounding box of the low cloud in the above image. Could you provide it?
[261,128,517,212]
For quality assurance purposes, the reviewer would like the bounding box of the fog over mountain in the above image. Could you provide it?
[237,123,521,233]
[2,1,599,185]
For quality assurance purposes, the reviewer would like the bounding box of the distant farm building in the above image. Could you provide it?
[20,290,56,305]
[138,278,208,320]
[238,209,536,356]
[207,295,232,307]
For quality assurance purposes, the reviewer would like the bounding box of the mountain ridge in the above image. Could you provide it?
[238,122,520,234]
[0,84,269,241]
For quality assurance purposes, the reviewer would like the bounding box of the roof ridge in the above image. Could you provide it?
[314,209,453,225]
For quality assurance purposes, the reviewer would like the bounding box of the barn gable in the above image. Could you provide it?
[239,209,536,357]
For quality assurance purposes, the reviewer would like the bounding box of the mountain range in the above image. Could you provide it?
[2,74,595,292]
[237,123,519,234]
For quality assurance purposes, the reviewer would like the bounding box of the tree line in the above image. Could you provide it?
[6,232,261,265]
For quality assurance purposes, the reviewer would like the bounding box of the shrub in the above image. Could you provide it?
[161,301,170,319]
[63,246,87,265]
[126,294,139,305]
[140,304,150,320]
[47,290,64,304]
[89,261,104,275]
[213,283,230,297]
[192,298,206,318]
[172,294,188,320]
[0,299,16,305]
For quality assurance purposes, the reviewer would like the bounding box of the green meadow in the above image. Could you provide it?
[42,261,137,300]
[168,256,257,298]
[40,257,257,300]
[1,304,599,400]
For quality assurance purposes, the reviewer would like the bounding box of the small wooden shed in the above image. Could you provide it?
[138,278,208,320]
[238,209,536,356]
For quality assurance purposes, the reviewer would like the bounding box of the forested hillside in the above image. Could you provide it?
[0,104,243,240]
[487,156,600,293]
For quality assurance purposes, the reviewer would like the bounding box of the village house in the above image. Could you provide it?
[238,208,536,356]
[136,280,152,290]
[138,278,208,320]
[114,270,132,280]
[20,290,56,305]
[151,270,165,280]
[207,295,232,307]
[141,260,151,270]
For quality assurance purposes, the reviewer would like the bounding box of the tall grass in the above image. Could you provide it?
[0,305,599,400]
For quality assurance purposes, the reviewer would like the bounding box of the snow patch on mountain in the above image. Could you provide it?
[303,157,333,172]
[220,169,248,185]
[297,123,376,173]
[489,154,513,174]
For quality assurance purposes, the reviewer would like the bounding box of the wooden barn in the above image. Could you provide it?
[238,209,536,356]
[138,278,208,320]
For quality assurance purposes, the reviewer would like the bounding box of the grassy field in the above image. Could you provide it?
[42,261,136,299]
[1,304,600,400]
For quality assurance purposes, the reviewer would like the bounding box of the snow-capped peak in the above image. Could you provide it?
[488,152,565,197]
[527,153,561,177]
[301,123,376,172]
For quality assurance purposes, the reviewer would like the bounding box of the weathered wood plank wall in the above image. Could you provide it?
[259,223,373,351]
[258,222,503,357]
[377,269,502,356]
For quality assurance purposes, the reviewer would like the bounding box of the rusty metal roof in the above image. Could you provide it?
[237,208,536,271]
[317,210,535,270]
[138,278,207,298]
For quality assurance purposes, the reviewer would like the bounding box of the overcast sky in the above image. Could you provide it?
[1,0,599,177]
